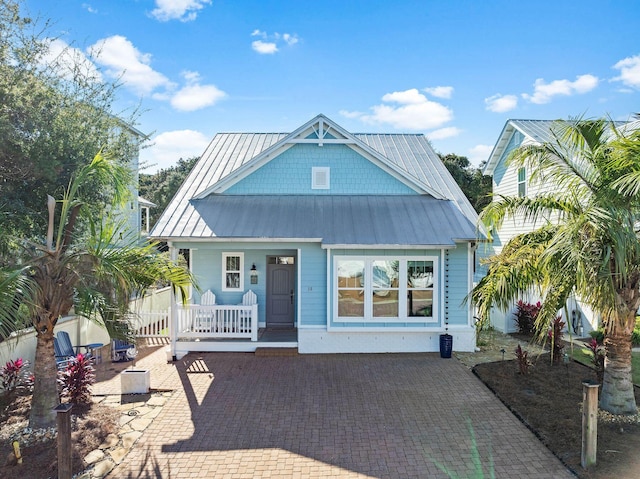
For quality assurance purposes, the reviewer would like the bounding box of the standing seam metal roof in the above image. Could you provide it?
[151,122,479,241]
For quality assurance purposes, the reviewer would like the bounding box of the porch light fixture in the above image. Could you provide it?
[250,263,258,284]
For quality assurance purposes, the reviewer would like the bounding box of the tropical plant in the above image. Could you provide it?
[586,338,605,384]
[548,316,565,365]
[513,300,541,335]
[471,117,640,415]
[514,344,531,375]
[58,353,95,404]
[0,153,193,429]
[1,358,32,393]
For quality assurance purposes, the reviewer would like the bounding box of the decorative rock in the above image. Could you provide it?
[129,417,153,431]
[99,433,120,449]
[121,431,143,449]
[84,449,105,465]
[119,414,135,427]
[91,459,115,478]
[109,446,128,464]
[146,396,167,407]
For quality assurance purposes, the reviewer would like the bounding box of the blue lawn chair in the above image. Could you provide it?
[54,337,74,370]
[57,331,90,356]
[111,339,138,362]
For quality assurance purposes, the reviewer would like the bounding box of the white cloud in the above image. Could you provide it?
[354,88,453,130]
[82,3,98,14]
[468,144,493,167]
[250,31,299,54]
[423,86,453,99]
[252,40,278,55]
[339,109,364,119]
[150,0,211,22]
[429,127,461,140]
[140,130,210,173]
[522,74,599,104]
[484,94,518,113]
[88,35,173,95]
[41,38,102,82]
[170,71,226,111]
[282,33,299,46]
[612,54,640,89]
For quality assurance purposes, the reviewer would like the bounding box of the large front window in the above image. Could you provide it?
[335,256,437,322]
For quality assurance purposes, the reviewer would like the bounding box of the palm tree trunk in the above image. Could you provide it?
[600,328,637,415]
[28,332,60,429]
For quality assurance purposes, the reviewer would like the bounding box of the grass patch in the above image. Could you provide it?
[569,345,640,386]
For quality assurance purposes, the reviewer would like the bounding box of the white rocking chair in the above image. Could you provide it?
[239,290,257,333]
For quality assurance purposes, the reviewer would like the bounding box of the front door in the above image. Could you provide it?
[266,256,296,329]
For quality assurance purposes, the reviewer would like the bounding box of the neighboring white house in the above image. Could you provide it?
[150,114,483,358]
[482,119,635,334]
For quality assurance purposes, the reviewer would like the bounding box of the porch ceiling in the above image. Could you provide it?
[172,195,478,246]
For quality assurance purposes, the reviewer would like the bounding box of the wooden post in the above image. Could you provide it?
[581,380,599,468]
[54,403,73,479]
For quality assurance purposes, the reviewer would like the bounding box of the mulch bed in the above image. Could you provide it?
[473,352,640,478]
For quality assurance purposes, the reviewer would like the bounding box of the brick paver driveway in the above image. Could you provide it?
[110,352,573,478]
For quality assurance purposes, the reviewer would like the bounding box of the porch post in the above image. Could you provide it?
[168,241,177,359]
[251,304,258,341]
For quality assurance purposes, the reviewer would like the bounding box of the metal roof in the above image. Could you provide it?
[173,195,477,246]
[484,119,631,175]
[151,115,480,242]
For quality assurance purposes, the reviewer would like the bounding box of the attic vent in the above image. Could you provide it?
[312,167,330,189]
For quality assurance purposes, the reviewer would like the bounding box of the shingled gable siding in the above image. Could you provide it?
[225,143,415,195]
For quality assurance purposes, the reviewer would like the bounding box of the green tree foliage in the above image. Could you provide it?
[0,0,140,256]
[139,157,198,228]
[471,118,640,415]
[439,153,492,213]
[0,153,193,428]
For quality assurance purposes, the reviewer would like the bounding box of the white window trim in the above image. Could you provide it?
[222,252,244,291]
[312,167,330,189]
[517,167,527,197]
[333,255,438,324]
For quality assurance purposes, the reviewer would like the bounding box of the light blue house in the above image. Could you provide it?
[151,114,481,357]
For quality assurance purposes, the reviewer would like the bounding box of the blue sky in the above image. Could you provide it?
[25,0,640,172]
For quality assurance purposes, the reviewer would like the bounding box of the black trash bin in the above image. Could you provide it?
[439,333,453,358]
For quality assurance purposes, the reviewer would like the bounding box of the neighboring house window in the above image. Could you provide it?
[335,256,437,322]
[312,167,330,189]
[517,167,526,197]
[222,253,243,291]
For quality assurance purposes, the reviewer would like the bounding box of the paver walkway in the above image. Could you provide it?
[100,347,574,479]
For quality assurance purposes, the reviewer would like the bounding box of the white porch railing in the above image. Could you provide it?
[176,304,259,341]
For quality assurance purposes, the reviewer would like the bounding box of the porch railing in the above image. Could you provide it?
[176,304,259,341]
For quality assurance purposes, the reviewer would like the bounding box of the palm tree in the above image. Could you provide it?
[472,118,640,415]
[0,152,193,428]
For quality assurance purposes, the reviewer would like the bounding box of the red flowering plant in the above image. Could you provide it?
[514,300,542,335]
[58,353,96,404]
[1,358,33,394]
[587,338,605,384]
